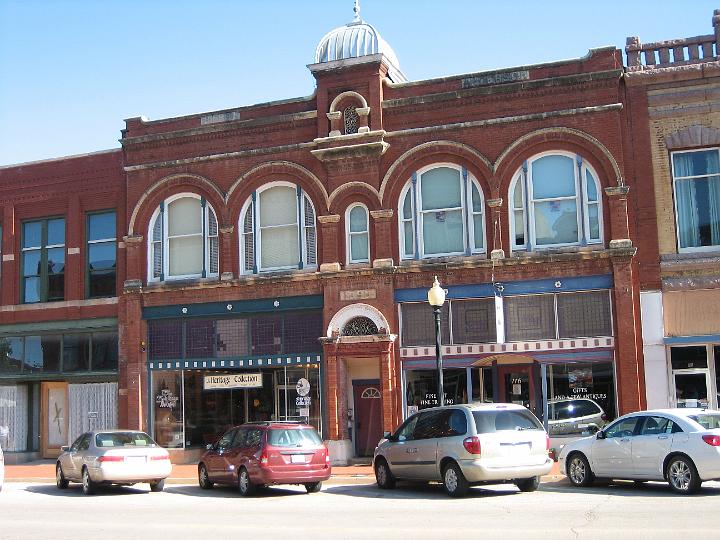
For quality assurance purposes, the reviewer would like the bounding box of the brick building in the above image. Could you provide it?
[627,10,720,412]
[0,5,656,463]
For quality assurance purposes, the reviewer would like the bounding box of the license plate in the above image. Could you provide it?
[290,454,305,464]
[125,456,146,464]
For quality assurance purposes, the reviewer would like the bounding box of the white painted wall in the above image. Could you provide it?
[640,291,670,409]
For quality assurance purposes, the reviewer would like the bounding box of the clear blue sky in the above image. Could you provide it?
[1,0,717,166]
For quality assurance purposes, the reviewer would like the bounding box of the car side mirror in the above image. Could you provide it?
[206,443,214,450]
[60,445,69,452]
[596,431,606,440]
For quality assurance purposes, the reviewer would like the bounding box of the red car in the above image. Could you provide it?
[197,421,331,496]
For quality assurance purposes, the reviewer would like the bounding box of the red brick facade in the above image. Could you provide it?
[1,14,677,462]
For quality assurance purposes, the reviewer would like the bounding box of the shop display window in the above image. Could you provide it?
[152,371,184,448]
[0,337,24,373]
[405,369,467,412]
[62,334,90,372]
[24,335,61,372]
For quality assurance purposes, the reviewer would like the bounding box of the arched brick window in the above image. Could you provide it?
[509,151,602,251]
[148,193,218,282]
[342,316,379,336]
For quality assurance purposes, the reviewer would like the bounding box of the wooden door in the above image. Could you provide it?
[353,382,383,457]
[497,365,537,415]
[41,382,69,458]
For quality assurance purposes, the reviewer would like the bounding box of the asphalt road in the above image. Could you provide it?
[1,478,718,539]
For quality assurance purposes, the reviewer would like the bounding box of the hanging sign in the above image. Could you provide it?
[204,373,263,390]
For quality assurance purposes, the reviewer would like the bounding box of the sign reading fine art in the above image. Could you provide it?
[204,373,263,390]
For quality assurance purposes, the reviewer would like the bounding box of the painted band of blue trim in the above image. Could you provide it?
[664,334,720,345]
[142,294,323,319]
[394,275,613,302]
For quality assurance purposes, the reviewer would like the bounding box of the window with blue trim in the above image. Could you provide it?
[510,152,602,251]
[399,165,485,260]
[148,194,218,282]
[240,183,316,274]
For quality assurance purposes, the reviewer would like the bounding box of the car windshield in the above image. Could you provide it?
[473,409,543,433]
[687,413,720,430]
[267,428,322,447]
[95,432,156,448]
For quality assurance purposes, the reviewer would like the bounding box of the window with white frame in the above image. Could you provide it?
[240,183,316,274]
[147,194,218,282]
[510,152,602,251]
[346,204,369,264]
[672,148,720,251]
[399,165,485,259]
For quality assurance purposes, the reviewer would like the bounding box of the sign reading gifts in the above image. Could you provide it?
[203,373,263,390]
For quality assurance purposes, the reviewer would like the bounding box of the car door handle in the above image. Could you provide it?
[406,448,418,454]
[620,438,630,442]
[658,435,669,440]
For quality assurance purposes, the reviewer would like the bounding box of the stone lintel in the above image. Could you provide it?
[219,226,235,235]
[320,262,342,273]
[487,198,504,208]
[123,234,144,244]
[604,186,630,197]
[609,239,633,249]
[370,209,394,220]
[372,258,394,268]
[317,214,341,225]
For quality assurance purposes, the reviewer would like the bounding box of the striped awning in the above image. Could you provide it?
[149,354,322,371]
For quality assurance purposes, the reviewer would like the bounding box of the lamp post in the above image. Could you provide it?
[427,276,446,407]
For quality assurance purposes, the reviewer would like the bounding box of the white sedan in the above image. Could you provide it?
[0,442,4,492]
[56,430,171,495]
[558,408,720,494]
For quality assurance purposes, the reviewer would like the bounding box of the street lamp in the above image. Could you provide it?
[427,276,446,407]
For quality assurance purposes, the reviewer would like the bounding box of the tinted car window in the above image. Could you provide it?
[604,417,639,438]
[215,429,237,450]
[413,410,447,440]
[575,400,601,416]
[553,403,573,421]
[267,428,321,447]
[77,434,91,451]
[688,413,720,430]
[232,428,248,448]
[70,433,88,451]
[472,410,543,433]
[445,409,468,437]
[640,416,675,436]
[245,429,263,448]
[394,416,418,441]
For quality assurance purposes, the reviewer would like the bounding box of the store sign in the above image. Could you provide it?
[156,389,179,408]
[204,373,263,390]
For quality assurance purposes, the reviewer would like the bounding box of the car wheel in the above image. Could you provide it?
[238,467,256,497]
[82,467,96,495]
[667,456,701,494]
[150,479,165,492]
[56,463,69,489]
[198,463,214,490]
[567,453,594,487]
[304,482,322,493]
[515,476,540,492]
[442,462,469,497]
[374,459,396,489]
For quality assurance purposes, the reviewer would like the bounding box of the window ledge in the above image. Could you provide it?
[144,276,220,291]
[399,253,488,267]
[511,244,605,258]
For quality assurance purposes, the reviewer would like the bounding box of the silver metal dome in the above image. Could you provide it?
[314,2,406,81]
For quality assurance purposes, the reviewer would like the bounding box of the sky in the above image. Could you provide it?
[0,0,718,166]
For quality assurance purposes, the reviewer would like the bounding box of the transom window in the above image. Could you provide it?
[510,152,602,251]
[240,183,316,274]
[671,148,720,251]
[148,194,218,282]
[22,217,65,303]
[400,165,485,259]
[346,204,370,264]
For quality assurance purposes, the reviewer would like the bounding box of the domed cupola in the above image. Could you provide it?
[314,1,407,82]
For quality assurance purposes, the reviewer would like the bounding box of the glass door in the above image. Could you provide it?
[497,364,536,414]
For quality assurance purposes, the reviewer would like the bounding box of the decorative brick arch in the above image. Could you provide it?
[329,91,368,113]
[379,140,493,206]
[326,303,390,337]
[226,160,330,222]
[494,127,624,195]
[328,182,381,214]
[128,173,225,236]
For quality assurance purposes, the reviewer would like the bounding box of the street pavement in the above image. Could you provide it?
[1,476,719,539]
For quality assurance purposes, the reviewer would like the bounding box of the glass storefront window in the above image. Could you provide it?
[547,362,615,438]
[671,346,708,370]
[471,367,494,403]
[91,332,118,371]
[151,365,322,449]
[715,347,720,407]
[670,346,712,408]
[405,369,467,412]
[24,335,61,372]
[0,337,24,373]
[63,334,90,372]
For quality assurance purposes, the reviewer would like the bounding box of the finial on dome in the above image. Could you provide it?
[353,0,361,22]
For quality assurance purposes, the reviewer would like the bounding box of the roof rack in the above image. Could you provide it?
[243,420,305,426]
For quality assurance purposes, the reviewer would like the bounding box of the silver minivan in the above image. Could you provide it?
[373,403,553,496]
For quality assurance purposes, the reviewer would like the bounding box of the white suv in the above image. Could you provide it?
[373,403,553,496]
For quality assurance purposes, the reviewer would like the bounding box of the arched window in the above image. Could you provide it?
[342,316,379,336]
[399,164,485,259]
[148,194,218,282]
[240,183,317,274]
[509,152,602,251]
[346,204,370,264]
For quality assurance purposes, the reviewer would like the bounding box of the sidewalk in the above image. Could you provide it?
[4,460,563,483]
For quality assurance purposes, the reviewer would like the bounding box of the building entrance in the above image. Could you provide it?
[352,380,382,457]
[497,364,537,415]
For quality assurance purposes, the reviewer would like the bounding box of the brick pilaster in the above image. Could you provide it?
[605,186,632,247]
[370,209,394,267]
[318,214,341,272]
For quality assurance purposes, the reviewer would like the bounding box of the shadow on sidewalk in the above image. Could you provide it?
[164,484,312,498]
[540,478,720,498]
[25,484,152,497]
[324,481,523,500]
